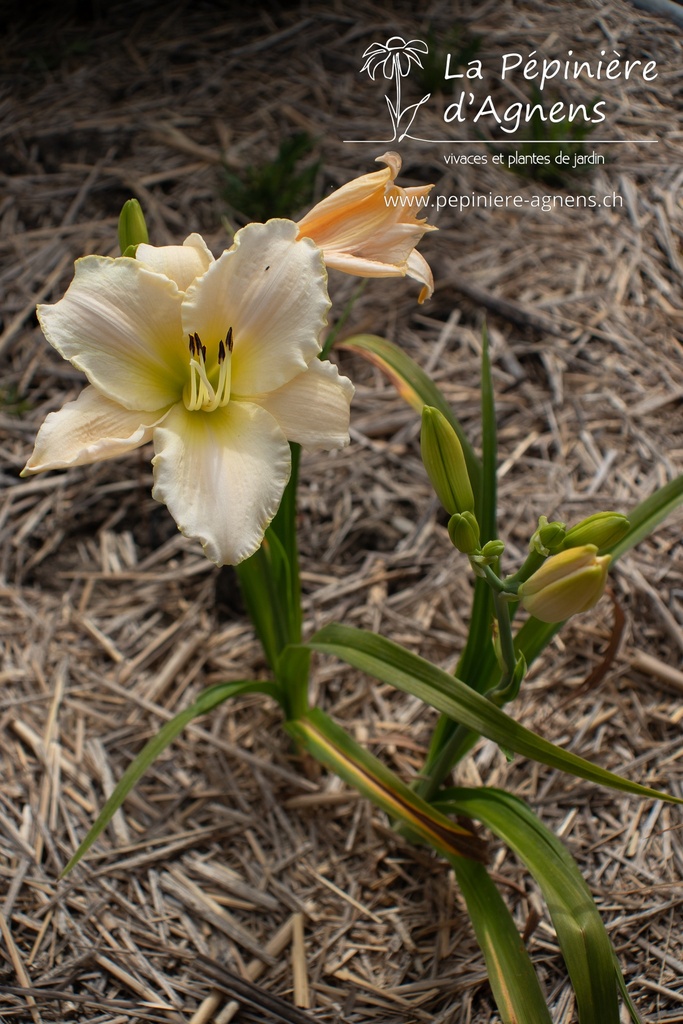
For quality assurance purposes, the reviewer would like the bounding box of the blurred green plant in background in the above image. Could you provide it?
[222,132,320,223]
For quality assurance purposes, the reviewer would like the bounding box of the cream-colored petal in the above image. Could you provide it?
[406,250,434,302]
[136,233,214,292]
[253,358,354,450]
[181,220,330,395]
[297,153,401,239]
[322,251,407,279]
[296,155,435,289]
[37,256,188,411]
[151,401,291,565]
[21,386,167,474]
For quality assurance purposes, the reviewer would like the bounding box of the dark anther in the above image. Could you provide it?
[192,333,206,362]
[188,333,196,356]
[226,326,234,353]
[218,339,226,363]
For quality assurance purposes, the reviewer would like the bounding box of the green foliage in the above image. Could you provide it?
[441,789,631,1024]
[1,384,32,416]
[307,623,683,807]
[62,679,281,875]
[222,133,320,222]
[450,856,553,1024]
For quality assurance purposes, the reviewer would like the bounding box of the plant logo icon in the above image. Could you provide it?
[360,36,431,142]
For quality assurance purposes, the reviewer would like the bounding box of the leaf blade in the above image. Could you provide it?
[339,333,482,506]
[63,679,280,874]
[308,624,681,805]
[285,707,487,862]
[439,787,630,1024]
[450,856,553,1024]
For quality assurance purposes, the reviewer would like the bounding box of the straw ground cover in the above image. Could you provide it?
[1,1,682,1021]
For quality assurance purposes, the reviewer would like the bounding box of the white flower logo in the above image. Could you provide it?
[360,37,430,141]
[361,36,428,80]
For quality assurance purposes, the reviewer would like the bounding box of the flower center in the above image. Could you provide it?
[183,328,233,412]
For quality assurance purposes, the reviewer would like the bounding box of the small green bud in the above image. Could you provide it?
[448,511,480,553]
[529,515,566,556]
[562,511,629,552]
[470,538,505,572]
[481,539,505,560]
[421,406,475,516]
[118,198,149,255]
[518,544,611,623]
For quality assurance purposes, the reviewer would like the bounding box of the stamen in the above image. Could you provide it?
[215,329,232,408]
[188,356,198,409]
[183,329,232,412]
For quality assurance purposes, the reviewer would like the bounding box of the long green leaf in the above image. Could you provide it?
[607,473,683,562]
[449,856,553,1024]
[339,333,482,506]
[267,441,303,644]
[62,679,280,875]
[479,323,497,546]
[439,787,631,1024]
[423,326,500,777]
[285,708,487,862]
[308,624,682,805]
[277,643,311,721]
[236,545,285,670]
[236,531,296,670]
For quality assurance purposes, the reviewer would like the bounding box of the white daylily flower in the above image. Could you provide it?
[23,220,354,566]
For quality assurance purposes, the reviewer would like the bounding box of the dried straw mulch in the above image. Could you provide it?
[1,1,682,1022]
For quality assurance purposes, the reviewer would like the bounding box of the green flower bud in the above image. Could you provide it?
[562,512,629,552]
[529,515,566,556]
[421,407,475,516]
[481,539,505,560]
[470,538,505,572]
[118,198,149,255]
[448,511,480,553]
[518,544,611,624]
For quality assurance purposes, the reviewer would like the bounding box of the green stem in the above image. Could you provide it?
[416,722,476,802]
[505,548,546,586]
[416,621,517,803]
[417,572,518,801]
[491,588,517,686]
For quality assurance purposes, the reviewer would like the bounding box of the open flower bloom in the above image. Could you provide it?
[296,152,436,302]
[22,220,354,565]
